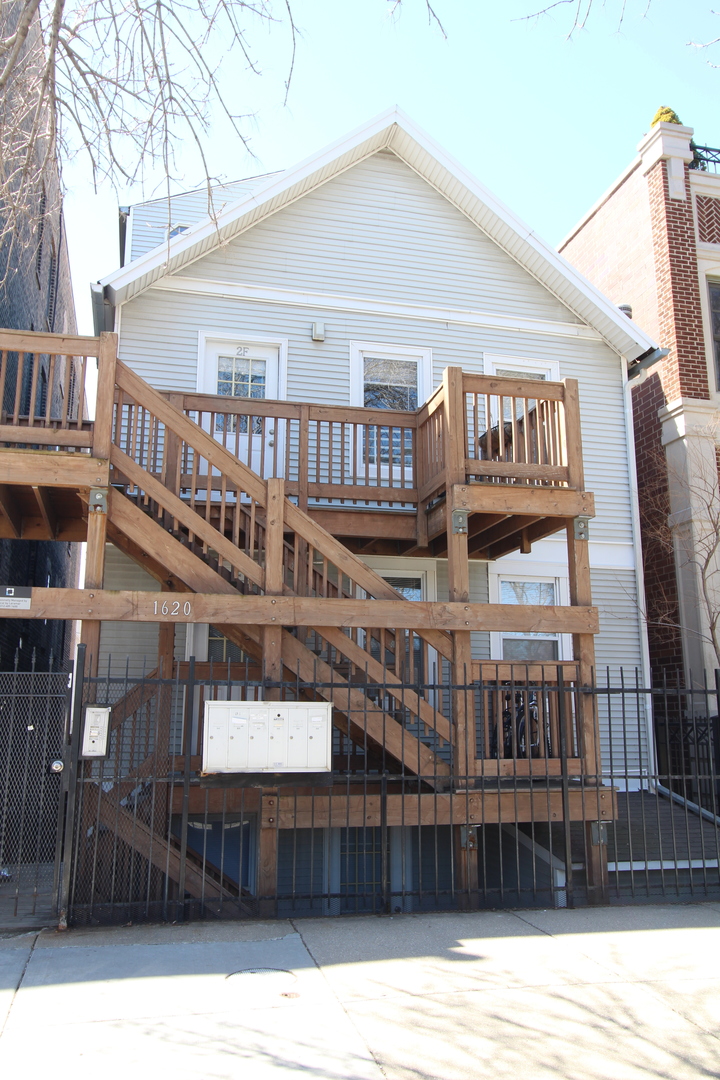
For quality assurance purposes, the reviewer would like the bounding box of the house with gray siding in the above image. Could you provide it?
[81,110,666,907]
[95,109,655,706]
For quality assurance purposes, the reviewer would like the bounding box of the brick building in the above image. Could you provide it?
[561,117,720,684]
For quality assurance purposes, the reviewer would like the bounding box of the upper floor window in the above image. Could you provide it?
[364,357,418,411]
[168,223,189,239]
[350,342,432,411]
[710,282,720,390]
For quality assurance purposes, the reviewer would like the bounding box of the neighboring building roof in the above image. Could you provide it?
[99,107,658,362]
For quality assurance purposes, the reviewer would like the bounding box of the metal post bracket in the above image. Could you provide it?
[574,516,589,541]
[451,509,469,535]
[89,487,108,514]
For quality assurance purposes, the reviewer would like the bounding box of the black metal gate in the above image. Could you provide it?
[3,650,720,928]
[0,659,70,927]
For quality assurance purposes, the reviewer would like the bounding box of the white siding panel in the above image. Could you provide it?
[174,153,583,324]
[98,547,186,672]
[99,544,161,676]
[592,567,649,776]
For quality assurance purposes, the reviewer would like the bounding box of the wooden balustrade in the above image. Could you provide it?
[0,330,97,449]
[0,334,585,515]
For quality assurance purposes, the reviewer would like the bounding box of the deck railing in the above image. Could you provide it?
[0,331,97,450]
[415,368,582,522]
[173,393,418,509]
[0,334,585,511]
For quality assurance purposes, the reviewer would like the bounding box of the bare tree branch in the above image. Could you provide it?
[0,0,445,291]
[517,0,651,37]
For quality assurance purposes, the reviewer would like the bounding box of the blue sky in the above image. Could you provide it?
[64,0,720,332]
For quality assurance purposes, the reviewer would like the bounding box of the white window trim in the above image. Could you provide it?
[197,331,288,399]
[484,353,561,383]
[360,556,437,601]
[488,565,571,661]
[350,341,432,409]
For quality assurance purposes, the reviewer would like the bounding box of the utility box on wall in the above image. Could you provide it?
[201,701,333,774]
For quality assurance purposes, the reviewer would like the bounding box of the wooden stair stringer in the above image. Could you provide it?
[107,487,448,779]
[94,790,230,900]
[215,622,449,779]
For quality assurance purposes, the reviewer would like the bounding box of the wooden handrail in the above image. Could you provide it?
[461,373,566,401]
[0,329,102,357]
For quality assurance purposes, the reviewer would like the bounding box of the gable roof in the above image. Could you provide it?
[99,108,657,361]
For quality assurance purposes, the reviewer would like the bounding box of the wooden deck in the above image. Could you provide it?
[0,328,610,902]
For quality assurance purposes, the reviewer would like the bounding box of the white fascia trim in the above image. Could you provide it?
[388,117,657,358]
[101,109,404,298]
[102,106,657,359]
[151,275,603,341]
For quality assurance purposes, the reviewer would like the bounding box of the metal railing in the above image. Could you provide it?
[2,656,720,926]
[11,658,709,926]
[690,144,720,173]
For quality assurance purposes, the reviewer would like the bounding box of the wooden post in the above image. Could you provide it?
[564,381,606,902]
[84,328,116,676]
[454,825,479,910]
[566,518,607,904]
[258,790,279,917]
[298,405,310,513]
[442,369,474,780]
[263,478,285,700]
[562,378,584,492]
[80,501,107,678]
[92,332,118,461]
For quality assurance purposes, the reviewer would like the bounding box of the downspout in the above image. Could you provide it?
[621,354,656,784]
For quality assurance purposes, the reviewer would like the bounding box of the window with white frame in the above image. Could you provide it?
[351,343,431,410]
[492,573,569,662]
[350,343,431,470]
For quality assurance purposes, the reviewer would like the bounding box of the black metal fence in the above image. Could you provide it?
[2,650,720,927]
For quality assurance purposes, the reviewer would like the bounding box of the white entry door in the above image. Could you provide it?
[200,338,283,478]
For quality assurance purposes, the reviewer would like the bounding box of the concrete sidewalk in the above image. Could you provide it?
[1,905,720,1080]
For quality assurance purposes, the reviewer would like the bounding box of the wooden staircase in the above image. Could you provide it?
[105,359,455,781]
